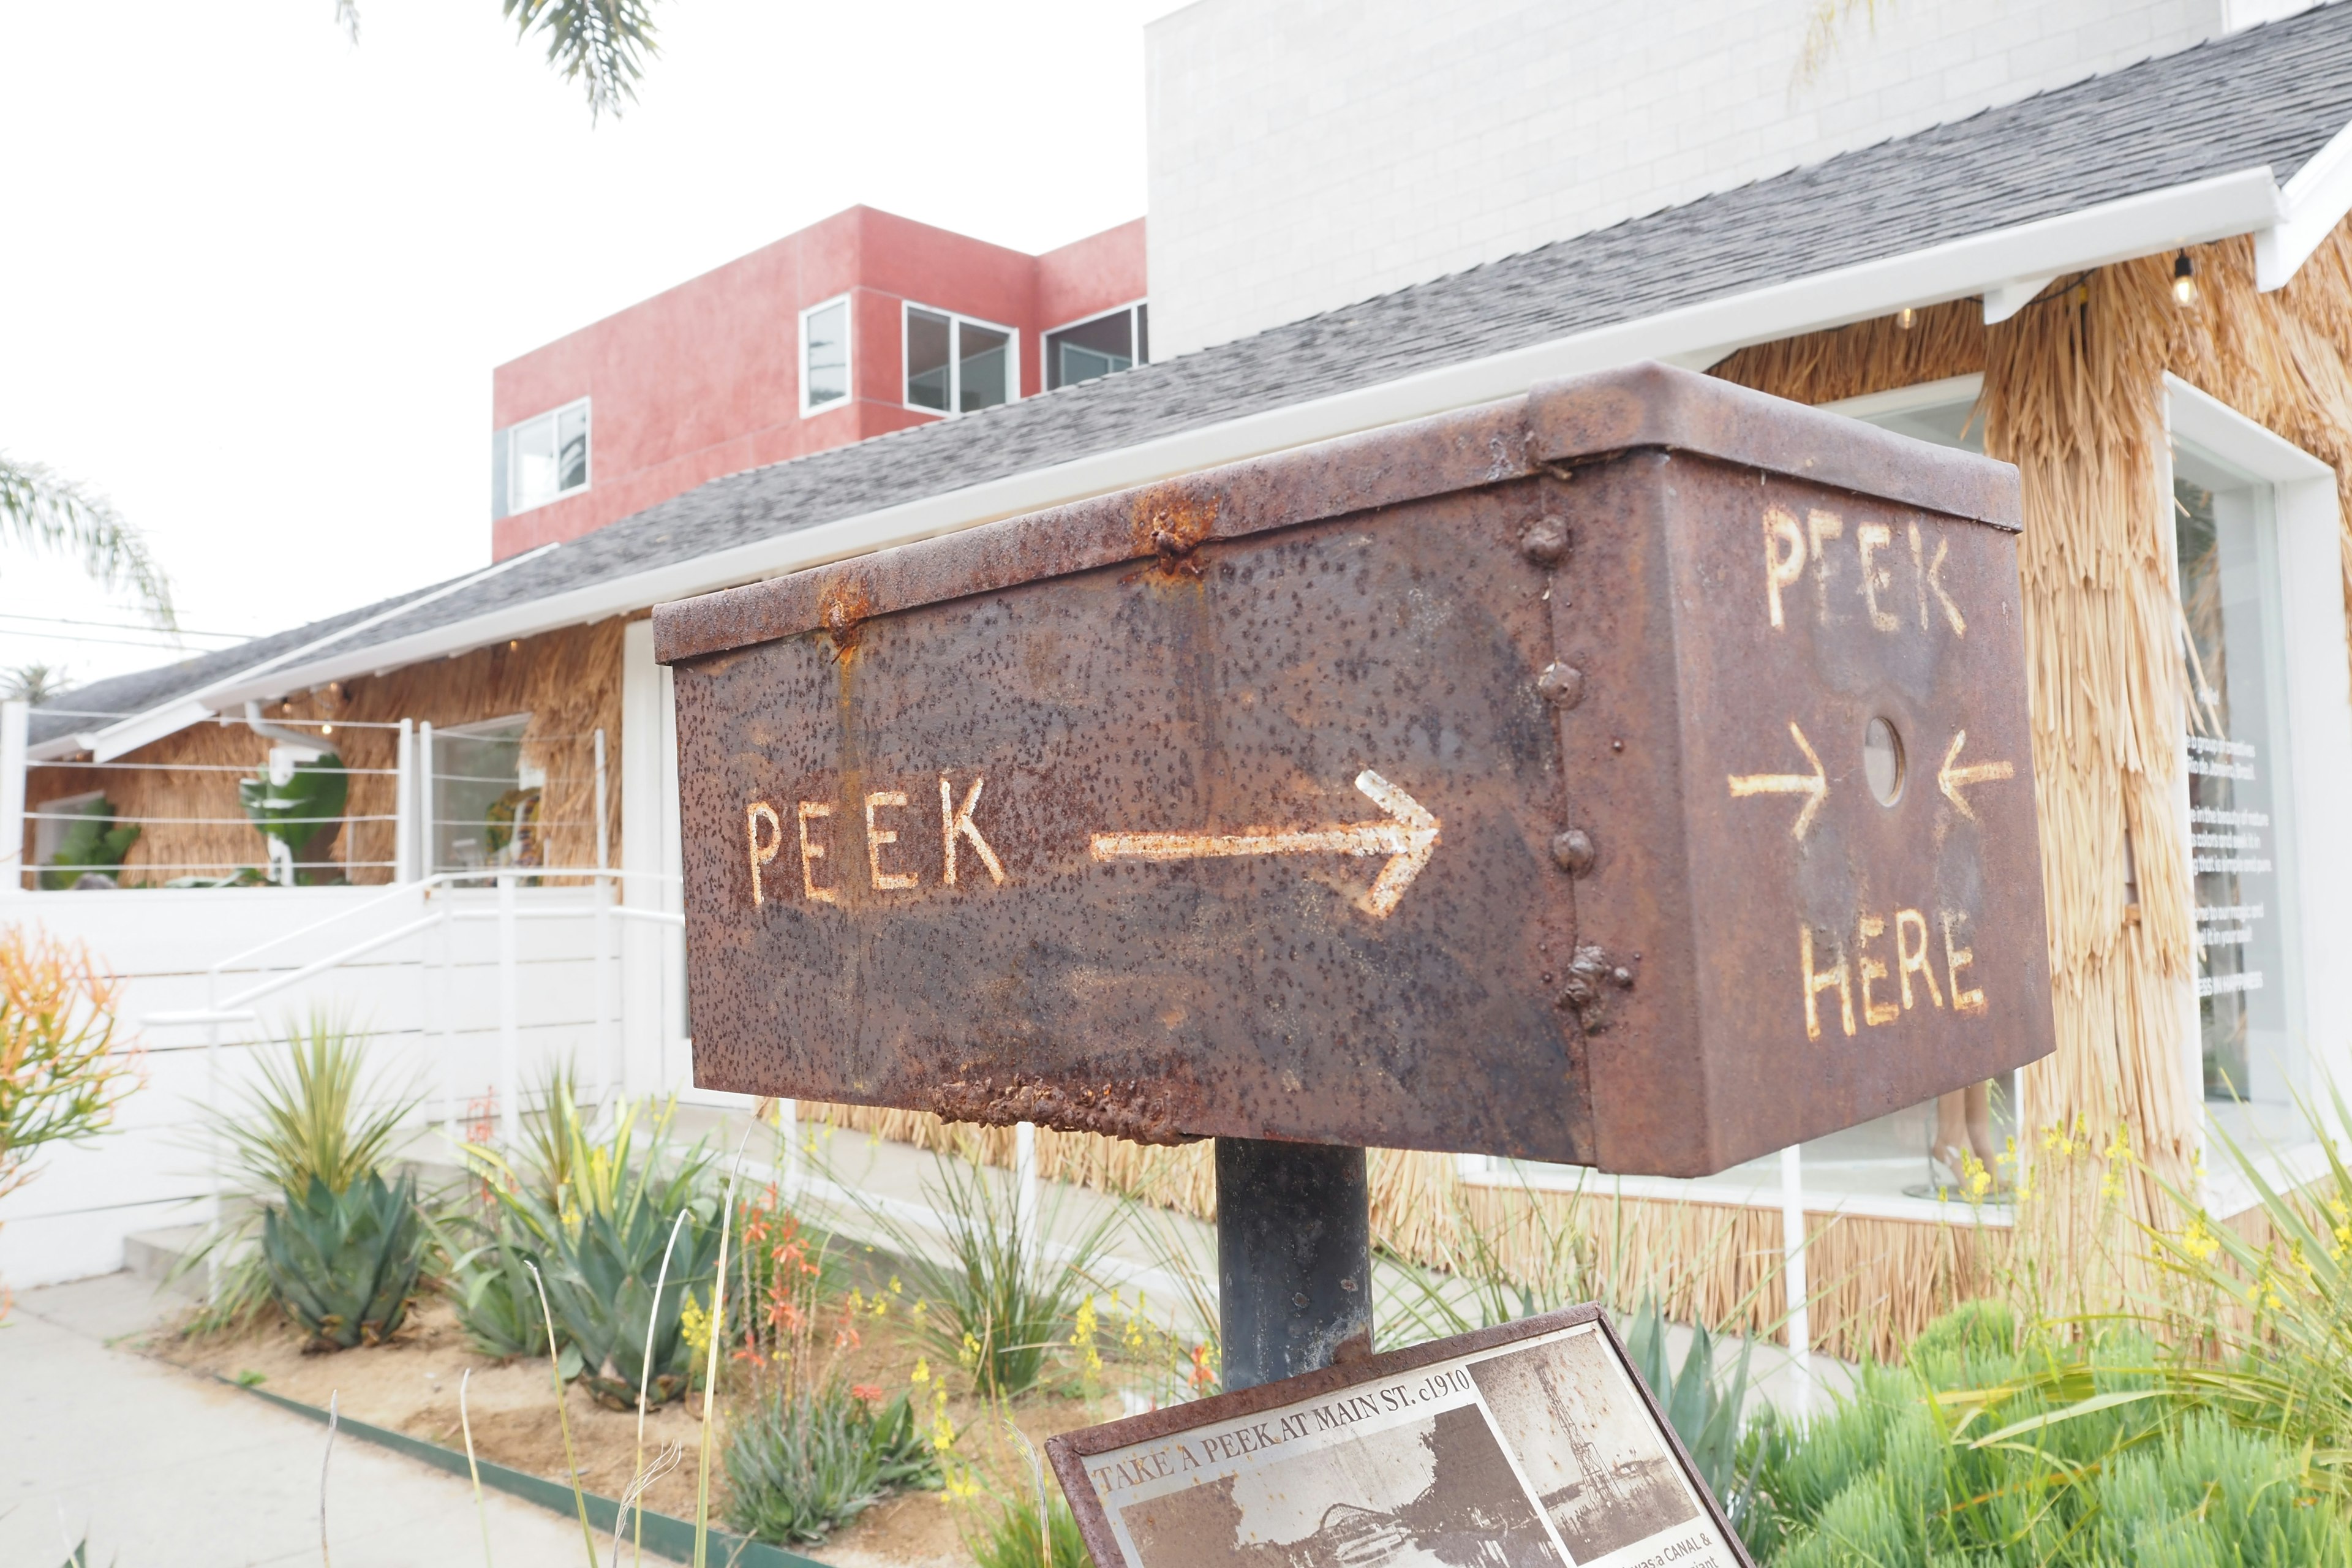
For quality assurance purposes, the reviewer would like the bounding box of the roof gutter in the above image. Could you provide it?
[94,160,2322,725]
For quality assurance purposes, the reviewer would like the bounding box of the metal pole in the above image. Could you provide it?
[1215,1139,1373,1392]
[393,718,414,883]
[1779,1142,1812,1414]
[417,722,435,880]
[498,870,520,1148]
[1,698,30,891]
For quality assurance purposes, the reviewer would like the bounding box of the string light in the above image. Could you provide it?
[1897,306,1916,330]
[2172,250,2197,307]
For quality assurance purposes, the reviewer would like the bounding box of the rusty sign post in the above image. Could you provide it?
[657,361,2055,1396]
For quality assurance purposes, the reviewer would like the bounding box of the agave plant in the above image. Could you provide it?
[465,1074,715,1406]
[172,1014,423,1332]
[1620,1294,1752,1507]
[261,1170,428,1350]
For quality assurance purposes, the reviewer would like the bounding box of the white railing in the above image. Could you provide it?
[137,863,682,1236]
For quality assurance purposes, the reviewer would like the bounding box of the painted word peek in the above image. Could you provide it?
[744,772,1006,906]
[1762,505,1969,636]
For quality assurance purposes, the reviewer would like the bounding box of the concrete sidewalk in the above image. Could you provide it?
[0,1272,594,1568]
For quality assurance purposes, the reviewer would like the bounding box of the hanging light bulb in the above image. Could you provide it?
[2172,250,2197,307]
[1897,306,1917,330]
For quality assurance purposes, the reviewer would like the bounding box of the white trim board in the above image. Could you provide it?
[79,155,2352,744]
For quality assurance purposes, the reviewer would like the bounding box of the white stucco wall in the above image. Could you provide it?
[1144,0,2314,358]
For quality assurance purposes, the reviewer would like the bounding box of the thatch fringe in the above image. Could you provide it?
[798,1101,2002,1362]
[28,619,627,885]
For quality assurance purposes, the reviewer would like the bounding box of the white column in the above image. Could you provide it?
[1015,1121,1039,1248]
[0,699,26,892]
[498,870,520,1148]
[779,1097,801,1200]
[620,622,666,1099]
[592,728,613,1106]
[1779,1142,1812,1415]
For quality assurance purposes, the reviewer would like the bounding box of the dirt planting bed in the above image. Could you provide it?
[154,1295,1132,1568]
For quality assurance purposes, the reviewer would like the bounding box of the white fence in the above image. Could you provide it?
[0,869,691,1289]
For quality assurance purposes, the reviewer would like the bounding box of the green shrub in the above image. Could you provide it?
[839,1146,1117,1400]
[968,1486,1095,1568]
[1738,1304,2352,1567]
[724,1381,941,1544]
[261,1170,428,1350]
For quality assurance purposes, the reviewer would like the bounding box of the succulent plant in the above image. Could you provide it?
[464,1079,716,1406]
[260,1170,428,1351]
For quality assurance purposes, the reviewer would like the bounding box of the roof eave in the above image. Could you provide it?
[80,157,2324,745]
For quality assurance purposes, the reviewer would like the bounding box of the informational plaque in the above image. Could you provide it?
[1048,1307,1748,1568]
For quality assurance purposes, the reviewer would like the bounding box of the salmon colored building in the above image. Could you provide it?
[488,206,1148,560]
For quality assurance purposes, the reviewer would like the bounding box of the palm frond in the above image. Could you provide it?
[501,0,661,122]
[0,456,176,630]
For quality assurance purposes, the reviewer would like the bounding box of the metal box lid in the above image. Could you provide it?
[657,362,2050,1177]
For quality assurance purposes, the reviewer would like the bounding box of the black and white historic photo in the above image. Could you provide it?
[1117,1404,1565,1568]
[1468,1329,1703,1563]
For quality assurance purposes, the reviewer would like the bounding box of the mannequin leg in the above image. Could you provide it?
[1931,1090,1970,1177]
[1965,1081,2000,1168]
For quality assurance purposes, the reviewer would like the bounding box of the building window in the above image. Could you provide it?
[903,305,1014,415]
[1046,303,1148,391]
[492,398,590,521]
[431,714,545,873]
[2175,448,2301,1107]
[802,296,851,412]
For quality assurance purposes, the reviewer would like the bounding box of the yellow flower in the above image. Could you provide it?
[911,1358,931,1385]
[2181,1213,2220,1263]
[680,1294,713,1355]
[889,1275,903,1295]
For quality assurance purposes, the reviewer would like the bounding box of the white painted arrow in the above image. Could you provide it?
[1088,769,1441,919]
[1728,721,1830,840]
[1938,729,2016,820]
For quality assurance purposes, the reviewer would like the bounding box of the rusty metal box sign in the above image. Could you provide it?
[655,363,2054,1177]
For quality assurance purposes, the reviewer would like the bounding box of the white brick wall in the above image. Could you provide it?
[1145,0,2291,357]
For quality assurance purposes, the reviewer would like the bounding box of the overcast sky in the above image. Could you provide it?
[0,0,1176,693]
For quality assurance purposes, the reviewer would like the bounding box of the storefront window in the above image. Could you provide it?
[2175,455,2301,1106]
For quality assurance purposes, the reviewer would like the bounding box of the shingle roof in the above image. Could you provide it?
[45,1,2352,741]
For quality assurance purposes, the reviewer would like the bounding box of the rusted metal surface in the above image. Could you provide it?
[658,361,2052,1177]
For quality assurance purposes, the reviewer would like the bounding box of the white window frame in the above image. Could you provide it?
[799,294,854,415]
[2162,375,2352,1154]
[1043,298,1149,393]
[1822,373,1986,437]
[900,301,1020,418]
[497,396,592,518]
